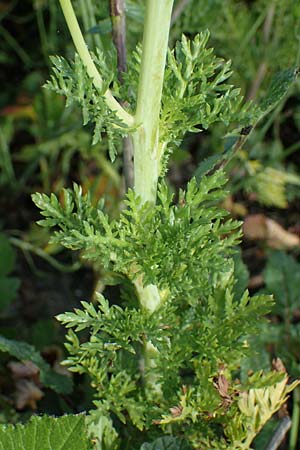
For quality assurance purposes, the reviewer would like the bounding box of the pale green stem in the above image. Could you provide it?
[130,0,174,395]
[9,237,81,273]
[133,0,174,206]
[134,278,161,314]
[59,0,134,127]
[132,0,174,316]
[132,0,174,315]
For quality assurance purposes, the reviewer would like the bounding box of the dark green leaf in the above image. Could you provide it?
[195,68,298,181]
[0,414,88,450]
[0,276,20,311]
[233,249,249,301]
[263,250,300,314]
[0,234,15,276]
[141,436,192,450]
[88,19,112,35]
[259,68,298,116]
[253,417,281,450]
[194,153,224,181]
[0,336,73,394]
[194,135,239,181]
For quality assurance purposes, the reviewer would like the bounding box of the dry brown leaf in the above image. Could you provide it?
[272,358,287,374]
[248,274,264,289]
[14,379,44,410]
[222,196,248,217]
[8,361,40,382]
[8,360,44,410]
[271,358,289,418]
[216,375,230,398]
[169,405,183,417]
[214,374,232,408]
[243,214,300,248]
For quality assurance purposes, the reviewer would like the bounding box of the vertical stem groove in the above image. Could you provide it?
[133,0,174,205]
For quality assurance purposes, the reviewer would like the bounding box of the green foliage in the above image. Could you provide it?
[86,409,119,450]
[240,251,300,382]
[53,282,275,448]
[260,68,299,114]
[0,121,16,189]
[161,32,256,144]
[194,67,298,182]
[172,0,300,93]
[260,251,300,377]
[264,251,300,315]
[140,436,192,450]
[44,30,261,174]
[232,249,249,301]
[0,234,20,311]
[27,1,300,448]
[32,169,282,448]
[171,2,300,210]
[0,336,72,394]
[185,371,297,450]
[33,170,242,301]
[225,374,298,450]
[158,32,260,173]
[245,166,300,208]
[245,68,299,208]
[0,414,89,450]
[45,52,131,162]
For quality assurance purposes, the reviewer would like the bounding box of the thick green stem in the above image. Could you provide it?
[60,0,173,389]
[133,0,174,205]
[130,0,174,394]
[134,277,161,314]
[132,0,174,315]
[59,0,133,127]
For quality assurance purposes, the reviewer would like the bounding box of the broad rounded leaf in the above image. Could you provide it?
[0,414,88,450]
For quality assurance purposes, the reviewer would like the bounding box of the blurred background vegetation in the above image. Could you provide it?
[1,1,300,448]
